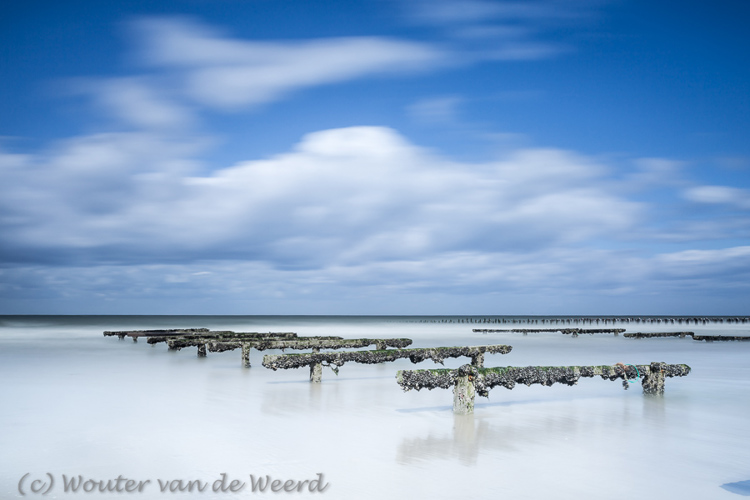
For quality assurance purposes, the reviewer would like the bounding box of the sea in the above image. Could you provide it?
[1,315,749,499]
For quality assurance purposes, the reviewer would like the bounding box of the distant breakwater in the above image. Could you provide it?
[406,316,750,325]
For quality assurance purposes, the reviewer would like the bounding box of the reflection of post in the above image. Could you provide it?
[310,347,322,383]
[642,362,666,395]
[453,413,481,466]
[197,344,207,357]
[242,344,251,368]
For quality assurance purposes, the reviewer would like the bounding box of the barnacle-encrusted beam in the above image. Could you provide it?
[397,362,691,414]
[263,345,513,382]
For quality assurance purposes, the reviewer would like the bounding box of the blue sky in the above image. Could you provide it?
[1,0,749,314]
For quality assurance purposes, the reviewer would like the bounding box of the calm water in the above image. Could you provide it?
[1,316,749,499]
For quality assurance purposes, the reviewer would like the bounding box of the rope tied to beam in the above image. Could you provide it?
[615,362,640,390]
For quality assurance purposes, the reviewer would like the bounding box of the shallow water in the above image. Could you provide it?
[1,316,749,499]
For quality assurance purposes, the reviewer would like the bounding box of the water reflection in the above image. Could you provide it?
[397,395,667,466]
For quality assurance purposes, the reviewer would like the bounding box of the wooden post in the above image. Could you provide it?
[453,375,475,415]
[310,347,322,383]
[242,344,251,368]
[310,363,323,383]
[642,362,666,395]
[471,352,484,368]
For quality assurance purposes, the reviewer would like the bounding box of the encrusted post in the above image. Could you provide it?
[642,362,666,395]
[310,363,322,383]
[197,344,207,357]
[310,347,322,383]
[453,365,477,414]
[242,344,251,368]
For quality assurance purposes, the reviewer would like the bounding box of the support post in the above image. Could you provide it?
[310,363,322,383]
[642,362,666,395]
[471,352,484,368]
[197,344,207,357]
[310,347,322,383]
[453,366,477,414]
[242,343,251,368]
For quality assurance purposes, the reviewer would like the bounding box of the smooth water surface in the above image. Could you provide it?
[1,316,749,499]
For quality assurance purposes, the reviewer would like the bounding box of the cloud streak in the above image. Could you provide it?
[131,18,449,109]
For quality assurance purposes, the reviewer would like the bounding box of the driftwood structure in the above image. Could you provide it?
[624,332,750,342]
[397,362,692,414]
[474,328,625,337]
[263,345,512,383]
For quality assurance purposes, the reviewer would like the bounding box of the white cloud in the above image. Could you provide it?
[3,125,750,313]
[652,246,750,283]
[405,0,607,25]
[407,96,464,124]
[684,185,750,210]
[398,0,609,63]
[0,126,640,268]
[85,77,195,130]
[132,18,449,109]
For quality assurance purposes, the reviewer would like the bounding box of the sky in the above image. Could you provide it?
[1,0,749,315]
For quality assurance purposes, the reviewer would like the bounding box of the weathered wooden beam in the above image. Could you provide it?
[164,335,334,351]
[146,331,299,345]
[103,328,210,340]
[624,332,750,341]
[262,345,513,382]
[209,337,411,353]
[208,338,412,368]
[474,328,625,336]
[624,332,694,339]
[397,362,691,414]
[693,335,750,342]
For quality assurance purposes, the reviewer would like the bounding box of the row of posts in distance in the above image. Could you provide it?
[409,317,750,324]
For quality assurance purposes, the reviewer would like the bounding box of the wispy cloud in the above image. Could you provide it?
[74,77,195,130]
[130,17,449,109]
[403,0,608,25]
[407,96,464,124]
[684,185,750,210]
[397,0,610,60]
